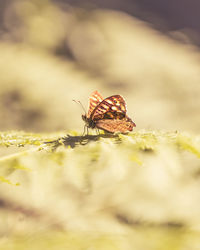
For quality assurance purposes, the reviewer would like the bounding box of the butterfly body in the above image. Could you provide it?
[82,91,136,133]
[82,114,96,129]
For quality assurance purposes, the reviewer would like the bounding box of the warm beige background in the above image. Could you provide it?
[0,0,200,133]
[0,2,200,249]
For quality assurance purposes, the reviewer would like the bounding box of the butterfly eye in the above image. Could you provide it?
[82,115,86,121]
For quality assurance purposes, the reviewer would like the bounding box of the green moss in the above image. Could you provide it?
[0,130,200,249]
[177,133,200,158]
[0,175,20,186]
[0,129,200,165]
[0,228,199,250]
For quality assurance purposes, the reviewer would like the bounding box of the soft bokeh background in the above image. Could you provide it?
[1,0,200,133]
[1,1,200,249]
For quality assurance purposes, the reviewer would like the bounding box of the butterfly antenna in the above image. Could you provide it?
[73,100,87,115]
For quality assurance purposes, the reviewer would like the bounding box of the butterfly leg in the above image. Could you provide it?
[82,125,90,136]
[82,125,86,136]
[95,128,100,135]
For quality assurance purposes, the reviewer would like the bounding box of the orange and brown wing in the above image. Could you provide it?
[91,95,127,121]
[87,91,103,118]
[96,116,136,133]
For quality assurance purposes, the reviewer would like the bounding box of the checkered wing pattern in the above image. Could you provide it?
[91,95,127,121]
[83,91,136,133]
[87,91,103,118]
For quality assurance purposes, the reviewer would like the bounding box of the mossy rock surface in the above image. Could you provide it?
[0,130,200,249]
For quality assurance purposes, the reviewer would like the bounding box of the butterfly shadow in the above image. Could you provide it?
[44,133,120,151]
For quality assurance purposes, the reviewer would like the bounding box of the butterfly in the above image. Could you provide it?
[82,91,136,133]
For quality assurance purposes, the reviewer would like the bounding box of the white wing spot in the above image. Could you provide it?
[106,100,113,104]
[91,97,97,101]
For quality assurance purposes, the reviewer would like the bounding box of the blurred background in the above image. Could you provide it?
[0,0,200,133]
[1,1,200,249]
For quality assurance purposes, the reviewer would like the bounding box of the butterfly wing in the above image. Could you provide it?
[91,95,127,121]
[96,116,136,133]
[87,91,104,118]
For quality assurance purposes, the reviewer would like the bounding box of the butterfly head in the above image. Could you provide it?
[82,114,96,128]
[82,114,87,122]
